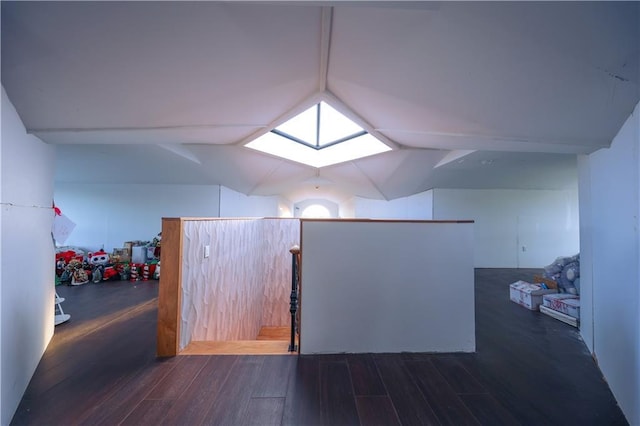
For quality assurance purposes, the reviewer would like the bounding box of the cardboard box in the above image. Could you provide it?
[533,275,558,290]
[542,294,580,319]
[111,248,130,263]
[540,305,579,327]
[131,246,147,264]
[509,281,557,311]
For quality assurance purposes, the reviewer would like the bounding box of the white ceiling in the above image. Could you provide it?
[2,1,638,202]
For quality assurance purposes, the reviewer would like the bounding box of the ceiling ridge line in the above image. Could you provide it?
[246,161,286,196]
[373,128,607,147]
[28,124,268,134]
[232,91,323,147]
[322,90,400,150]
[351,160,390,202]
[318,6,334,93]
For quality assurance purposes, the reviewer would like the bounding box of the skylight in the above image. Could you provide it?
[245,102,391,168]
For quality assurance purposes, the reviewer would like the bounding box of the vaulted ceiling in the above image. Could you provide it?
[2,1,638,202]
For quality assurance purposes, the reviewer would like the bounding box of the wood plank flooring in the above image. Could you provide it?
[11,269,629,425]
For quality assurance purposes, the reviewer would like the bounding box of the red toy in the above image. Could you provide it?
[142,264,150,281]
[130,264,139,281]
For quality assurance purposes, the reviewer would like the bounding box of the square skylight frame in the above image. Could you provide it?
[245,101,392,168]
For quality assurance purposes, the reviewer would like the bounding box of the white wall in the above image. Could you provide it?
[294,198,339,218]
[1,88,56,426]
[352,190,434,219]
[432,188,579,268]
[338,197,355,218]
[219,186,280,217]
[300,220,475,354]
[277,197,293,218]
[578,102,639,425]
[54,183,221,252]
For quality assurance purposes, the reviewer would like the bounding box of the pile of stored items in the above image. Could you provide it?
[55,233,162,286]
[509,254,580,327]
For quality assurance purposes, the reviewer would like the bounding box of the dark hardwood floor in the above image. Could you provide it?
[12,269,628,425]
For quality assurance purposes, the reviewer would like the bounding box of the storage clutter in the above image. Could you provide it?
[509,253,581,327]
[55,233,161,286]
[509,281,557,311]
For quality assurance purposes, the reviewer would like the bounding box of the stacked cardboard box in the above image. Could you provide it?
[509,281,558,311]
[540,293,580,327]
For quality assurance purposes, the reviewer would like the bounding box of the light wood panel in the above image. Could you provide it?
[156,218,183,357]
[257,326,290,341]
[180,340,293,355]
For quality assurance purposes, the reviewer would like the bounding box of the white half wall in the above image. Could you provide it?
[54,183,221,252]
[219,186,280,217]
[578,101,640,425]
[1,88,56,426]
[300,220,475,354]
[352,190,434,219]
[432,188,579,268]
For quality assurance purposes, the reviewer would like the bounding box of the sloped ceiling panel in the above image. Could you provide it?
[34,125,265,145]
[2,2,322,133]
[428,151,578,190]
[354,149,448,198]
[329,2,639,152]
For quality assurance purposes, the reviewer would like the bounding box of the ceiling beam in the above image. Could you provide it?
[27,123,266,134]
[318,6,333,93]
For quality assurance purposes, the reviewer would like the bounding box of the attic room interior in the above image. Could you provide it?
[1,1,639,425]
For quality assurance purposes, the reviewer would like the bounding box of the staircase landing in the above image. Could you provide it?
[180,326,296,355]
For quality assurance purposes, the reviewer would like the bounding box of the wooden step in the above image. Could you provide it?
[257,326,290,341]
[180,340,294,355]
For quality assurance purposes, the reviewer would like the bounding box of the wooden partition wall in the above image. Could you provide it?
[157,218,183,357]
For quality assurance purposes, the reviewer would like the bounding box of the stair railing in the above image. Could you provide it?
[289,245,301,352]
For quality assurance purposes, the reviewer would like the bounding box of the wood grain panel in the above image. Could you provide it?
[180,340,292,355]
[355,396,401,426]
[156,217,183,357]
[319,360,360,426]
[347,353,387,396]
[244,397,285,426]
[203,357,266,425]
[281,356,320,426]
[405,360,481,425]
[160,355,238,426]
[374,354,441,425]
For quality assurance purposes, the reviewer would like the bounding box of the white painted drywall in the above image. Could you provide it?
[353,190,434,219]
[219,186,279,217]
[0,88,3,426]
[578,102,639,425]
[1,88,56,426]
[577,155,594,352]
[339,197,355,218]
[300,220,475,354]
[294,198,339,218]
[432,189,579,268]
[54,183,221,252]
[277,196,293,218]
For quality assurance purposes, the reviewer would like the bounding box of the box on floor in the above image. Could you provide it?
[509,281,558,311]
[542,293,580,319]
